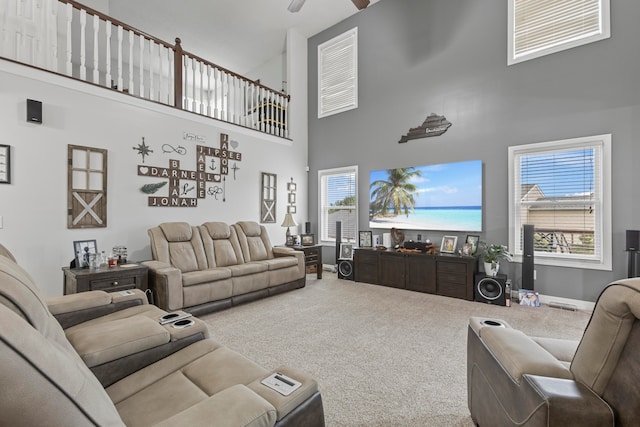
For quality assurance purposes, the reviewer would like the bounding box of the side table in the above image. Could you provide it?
[291,245,323,279]
[62,264,148,295]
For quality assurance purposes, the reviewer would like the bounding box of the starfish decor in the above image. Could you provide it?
[133,137,153,163]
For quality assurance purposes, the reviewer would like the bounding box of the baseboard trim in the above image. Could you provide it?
[537,294,595,312]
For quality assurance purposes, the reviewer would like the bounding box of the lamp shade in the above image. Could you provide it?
[281,213,297,228]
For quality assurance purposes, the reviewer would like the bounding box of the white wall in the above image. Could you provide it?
[0,59,308,297]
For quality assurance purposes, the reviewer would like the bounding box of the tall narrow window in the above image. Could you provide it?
[318,27,358,118]
[319,166,358,244]
[508,0,610,65]
[508,134,611,270]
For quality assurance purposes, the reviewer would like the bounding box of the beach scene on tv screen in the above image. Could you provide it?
[369,160,482,232]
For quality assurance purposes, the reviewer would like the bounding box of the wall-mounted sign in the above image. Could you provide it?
[138,133,242,207]
[399,113,452,143]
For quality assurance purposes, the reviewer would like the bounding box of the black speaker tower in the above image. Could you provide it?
[626,230,640,278]
[26,99,42,124]
[335,221,342,263]
[522,224,535,290]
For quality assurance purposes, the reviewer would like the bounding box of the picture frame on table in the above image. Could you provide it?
[358,231,373,247]
[339,243,354,260]
[465,234,480,255]
[440,235,458,254]
[301,233,315,246]
[73,239,97,269]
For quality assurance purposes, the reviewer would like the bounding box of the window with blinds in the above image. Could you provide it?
[319,166,358,243]
[508,0,610,65]
[508,134,611,270]
[318,27,358,118]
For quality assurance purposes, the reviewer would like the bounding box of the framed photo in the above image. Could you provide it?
[287,182,297,191]
[301,233,315,246]
[0,144,10,184]
[465,234,480,255]
[287,205,297,214]
[73,239,97,269]
[359,231,373,247]
[339,243,353,260]
[461,243,473,256]
[440,235,458,254]
[288,193,296,204]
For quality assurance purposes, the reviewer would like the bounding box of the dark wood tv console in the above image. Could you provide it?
[353,248,476,300]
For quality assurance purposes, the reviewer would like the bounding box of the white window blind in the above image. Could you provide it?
[319,166,358,243]
[318,27,358,118]
[508,134,611,271]
[508,0,610,65]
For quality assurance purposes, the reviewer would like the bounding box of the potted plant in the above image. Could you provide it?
[479,242,512,276]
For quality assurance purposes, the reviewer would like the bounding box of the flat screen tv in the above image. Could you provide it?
[369,160,482,232]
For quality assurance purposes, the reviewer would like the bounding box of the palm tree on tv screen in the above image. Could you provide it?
[370,168,421,217]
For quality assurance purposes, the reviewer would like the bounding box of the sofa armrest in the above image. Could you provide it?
[480,326,573,383]
[47,289,148,329]
[273,247,305,278]
[522,374,614,426]
[142,260,184,311]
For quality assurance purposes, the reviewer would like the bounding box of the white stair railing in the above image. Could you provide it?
[0,0,289,138]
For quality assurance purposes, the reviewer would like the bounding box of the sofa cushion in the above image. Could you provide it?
[200,222,244,267]
[182,268,232,286]
[160,222,193,241]
[229,262,268,277]
[234,221,274,262]
[66,315,170,367]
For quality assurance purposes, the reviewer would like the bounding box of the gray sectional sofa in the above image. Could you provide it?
[144,221,306,316]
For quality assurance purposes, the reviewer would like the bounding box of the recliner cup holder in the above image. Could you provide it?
[481,319,506,328]
[171,319,195,329]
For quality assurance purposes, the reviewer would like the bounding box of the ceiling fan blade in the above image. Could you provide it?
[288,0,306,13]
[352,0,370,10]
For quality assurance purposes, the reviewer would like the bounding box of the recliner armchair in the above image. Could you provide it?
[467,278,640,426]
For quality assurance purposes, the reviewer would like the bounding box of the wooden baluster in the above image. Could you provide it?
[65,3,72,76]
[183,55,189,110]
[139,34,144,97]
[206,64,212,116]
[259,87,265,133]
[79,9,86,80]
[158,44,162,104]
[191,57,196,112]
[92,14,99,83]
[229,75,235,123]
[128,30,134,93]
[199,61,204,114]
[168,46,174,105]
[116,25,123,91]
[283,95,289,138]
[105,21,112,89]
[213,68,219,119]
[148,41,154,101]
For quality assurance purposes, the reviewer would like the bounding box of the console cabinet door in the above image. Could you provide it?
[379,252,405,289]
[406,255,436,293]
[354,249,379,284]
[436,258,474,300]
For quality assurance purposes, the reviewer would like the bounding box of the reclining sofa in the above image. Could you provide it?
[144,221,306,315]
[0,249,325,426]
[467,278,640,426]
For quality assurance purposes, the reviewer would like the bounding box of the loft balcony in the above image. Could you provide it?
[0,0,290,139]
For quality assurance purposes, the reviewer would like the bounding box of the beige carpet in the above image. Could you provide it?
[201,273,591,427]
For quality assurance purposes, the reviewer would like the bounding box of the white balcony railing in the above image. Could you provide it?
[0,0,290,138]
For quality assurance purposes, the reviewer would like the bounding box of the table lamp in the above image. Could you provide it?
[281,213,297,246]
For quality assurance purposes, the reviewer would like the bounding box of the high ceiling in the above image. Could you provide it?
[107,0,381,76]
